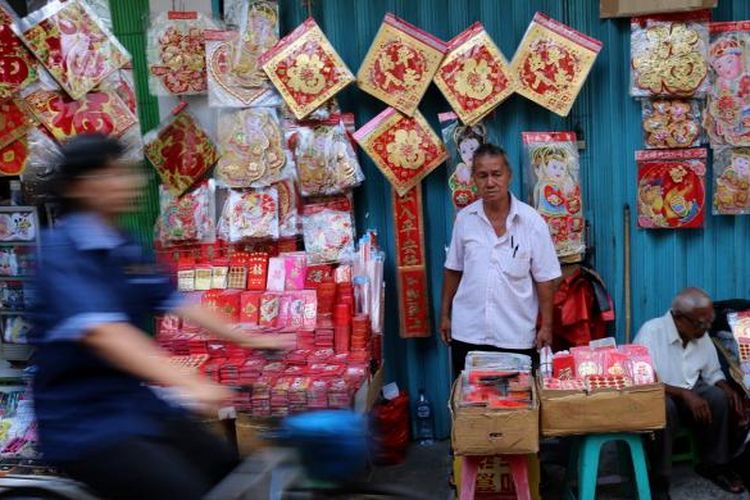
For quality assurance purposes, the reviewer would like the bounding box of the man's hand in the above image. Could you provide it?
[682,390,712,424]
[717,381,744,416]
[182,380,233,417]
[535,325,553,350]
[440,316,452,345]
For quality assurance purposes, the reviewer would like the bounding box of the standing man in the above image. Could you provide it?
[440,143,562,377]
[635,288,745,499]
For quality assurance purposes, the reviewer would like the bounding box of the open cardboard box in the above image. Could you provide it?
[600,0,717,18]
[537,375,666,437]
[450,377,539,456]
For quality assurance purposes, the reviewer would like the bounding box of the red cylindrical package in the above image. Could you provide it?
[334,324,350,354]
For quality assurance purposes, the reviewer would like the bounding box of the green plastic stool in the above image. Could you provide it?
[671,427,699,467]
[563,433,652,500]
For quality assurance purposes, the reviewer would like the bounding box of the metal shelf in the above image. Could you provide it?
[0,242,36,246]
[0,276,32,281]
[0,312,28,316]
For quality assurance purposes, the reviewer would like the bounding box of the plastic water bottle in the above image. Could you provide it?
[415,390,434,446]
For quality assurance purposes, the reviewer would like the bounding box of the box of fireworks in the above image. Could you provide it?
[600,0,716,18]
[450,378,539,456]
[453,455,541,500]
[537,375,665,437]
[235,414,280,456]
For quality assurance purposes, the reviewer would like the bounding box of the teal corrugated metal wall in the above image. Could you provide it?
[112,0,750,439]
[276,0,750,439]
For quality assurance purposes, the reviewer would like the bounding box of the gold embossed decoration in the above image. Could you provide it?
[353,107,448,196]
[434,22,515,126]
[14,0,129,100]
[216,107,288,188]
[631,11,709,97]
[147,11,218,96]
[260,18,354,120]
[357,13,446,117]
[712,147,750,215]
[510,12,602,117]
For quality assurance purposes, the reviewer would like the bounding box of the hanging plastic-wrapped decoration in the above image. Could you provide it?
[630,11,710,97]
[157,180,216,246]
[147,11,218,96]
[434,22,515,126]
[522,132,585,260]
[291,114,364,197]
[260,18,354,119]
[510,12,602,117]
[144,107,219,196]
[712,147,750,215]
[704,21,750,147]
[216,107,290,188]
[218,187,280,242]
[641,98,702,149]
[439,111,485,210]
[14,0,130,100]
[302,197,355,264]
[636,148,706,229]
[357,13,446,117]
[353,107,448,196]
[25,88,137,141]
[20,126,62,204]
[0,2,38,99]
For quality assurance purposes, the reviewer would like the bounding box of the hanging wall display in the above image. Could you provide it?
[147,11,217,96]
[712,147,750,215]
[144,108,219,196]
[641,98,702,149]
[630,11,710,97]
[439,111,485,210]
[14,0,130,100]
[260,18,354,120]
[433,22,514,126]
[25,88,137,142]
[353,107,448,196]
[636,148,707,229]
[218,187,280,242]
[510,12,602,117]
[302,197,355,264]
[704,21,750,147]
[0,3,37,99]
[357,13,446,117]
[157,180,215,247]
[522,132,585,259]
[216,107,289,188]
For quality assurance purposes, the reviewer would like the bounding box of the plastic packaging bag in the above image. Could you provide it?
[216,107,291,188]
[712,147,750,215]
[642,98,702,149]
[275,179,299,237]
[630,11,710,97]
[20,127,62,205]
[218,187,280,242]
[13,0,130,99]
[292,114,364,197]
[704,21,750,147]
[147,11,218,96]
[522,132,585,259]
[156,180,216,247]
[302,198,355,264]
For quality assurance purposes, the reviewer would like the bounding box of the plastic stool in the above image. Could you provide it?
[460,455,531,500]
[563,433,651,500]
[671,427,699,467]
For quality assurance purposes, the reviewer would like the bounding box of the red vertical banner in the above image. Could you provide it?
[392,185,431,338]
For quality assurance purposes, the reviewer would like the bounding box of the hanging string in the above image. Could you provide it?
[305,0,313,18]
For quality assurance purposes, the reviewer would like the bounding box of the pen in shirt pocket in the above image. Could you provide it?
[510,235,519,258]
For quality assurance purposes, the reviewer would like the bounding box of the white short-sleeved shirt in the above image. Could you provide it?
[634,311,725,389]
[444,195,562,349]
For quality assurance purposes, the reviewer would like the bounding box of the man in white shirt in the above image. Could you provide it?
[440,143,561,377]
[635,288,745,498]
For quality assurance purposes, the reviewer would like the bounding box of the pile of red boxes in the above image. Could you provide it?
[156,248,380,417]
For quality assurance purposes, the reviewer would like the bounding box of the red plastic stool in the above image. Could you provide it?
[460,455,531,500]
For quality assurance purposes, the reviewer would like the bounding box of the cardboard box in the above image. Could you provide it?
[235,414,278,456]
[538,377,666,437]
[450,379,539,456]
[600,0,717,18]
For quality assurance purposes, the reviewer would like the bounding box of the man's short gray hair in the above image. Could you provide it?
[671,287,712,314]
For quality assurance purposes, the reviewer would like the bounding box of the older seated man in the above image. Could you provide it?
[634,288,745,499]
